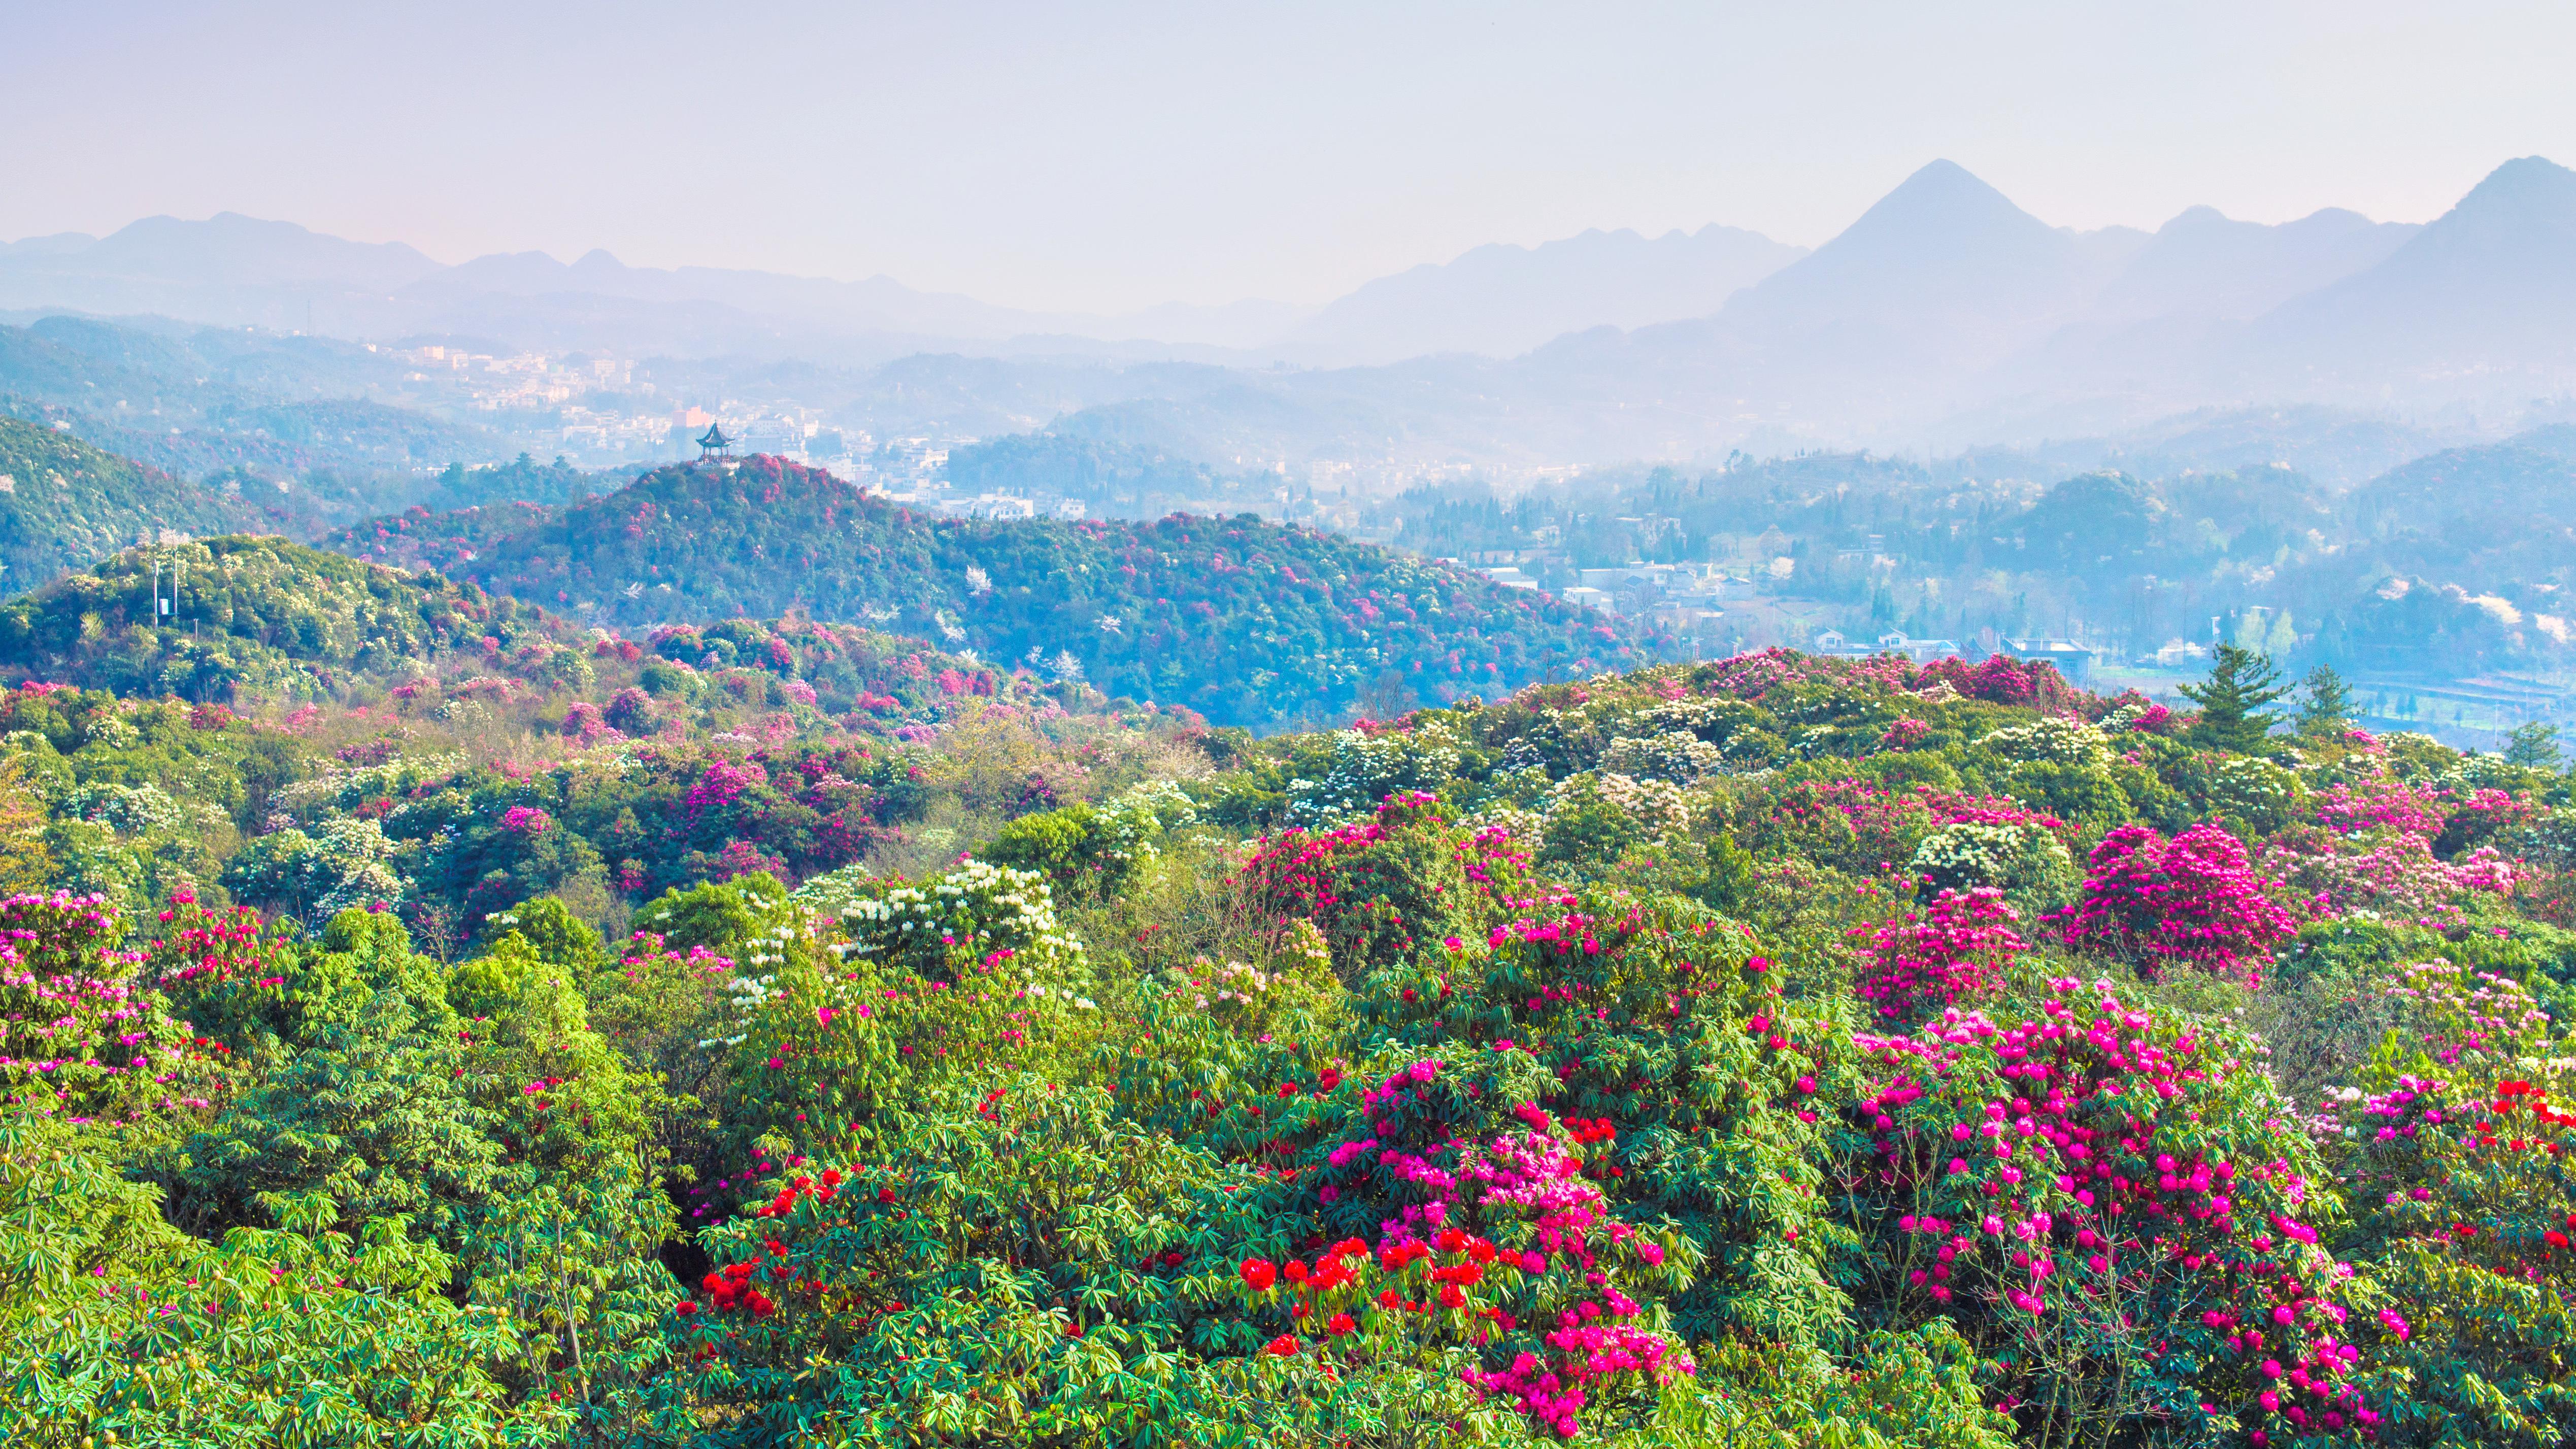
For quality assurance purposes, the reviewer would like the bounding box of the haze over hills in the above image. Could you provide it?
[5,155,2573,475]
[2240,155,2576,393]
[2089,206,2419,323]
[0,212,1819,366]
[1273,225,1808,365]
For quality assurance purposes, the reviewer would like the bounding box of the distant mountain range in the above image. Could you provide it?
[1270,225,1809,365]
[0,210,1827,367]
[6,155,2572,464]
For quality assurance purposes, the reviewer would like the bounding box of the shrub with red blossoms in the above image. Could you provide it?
[1235,791,1528,980]
[2055,823,2297,983]
[2311,1059,2576,1444]
[1243,1061,1696,1440]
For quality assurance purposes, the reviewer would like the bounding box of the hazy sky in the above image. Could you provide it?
[5,1,2571,314]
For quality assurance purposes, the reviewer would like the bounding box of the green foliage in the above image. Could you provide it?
[2505,720,2564,770]
[0,534,573,704]
[0,414,248,592]
[2181,642,2291,754]
[23,637,2576,1446]
[2300,664,2357,735]
[329,454,1664,728]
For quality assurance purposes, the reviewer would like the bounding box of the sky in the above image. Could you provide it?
[5,1,2572,315]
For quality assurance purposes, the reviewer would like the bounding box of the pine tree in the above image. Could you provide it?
[2181,643,2290,753]
[2505,721,2563,770]
[2295,664,2355,736]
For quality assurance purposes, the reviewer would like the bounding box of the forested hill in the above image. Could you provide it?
[0,415,251,589]
[326,453,1664,727]
[0,535,581,703]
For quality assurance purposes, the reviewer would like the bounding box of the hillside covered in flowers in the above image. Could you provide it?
[324,453,1662,728]
[9,641,2576,1448]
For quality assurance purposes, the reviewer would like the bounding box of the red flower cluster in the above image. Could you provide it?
[693,1238,794,1318]
[752,1167,843,1220]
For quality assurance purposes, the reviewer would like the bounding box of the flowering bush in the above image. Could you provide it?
[1284,721,1466,825]
[1236,792,1528,981]
[0,892,228,1123]
[2263,824,2520,927]
[2056,823,2298,983]
[1849,979,2374,1443]
[1977,717,2109,766]
[1907,821,2080,916]
[2312,1048,2576,1446]
[1856,889,2026,1023]
[2315,779,2446,839]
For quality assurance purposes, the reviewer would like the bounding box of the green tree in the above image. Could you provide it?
[2181,643,2289,754]
[2505,721,2564,770]
[2296,663,2356,735]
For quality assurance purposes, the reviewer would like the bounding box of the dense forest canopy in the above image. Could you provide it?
[0,415,252,588]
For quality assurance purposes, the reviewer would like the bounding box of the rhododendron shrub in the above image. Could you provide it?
[666,1080,1323,1445]
[2434,786,2542,857]
[706,859,1108,1179]
[2056,823,2298,983]
[1857,888,2026,1023]
[1,892,230,1123]
[2311,1064,2576,1448]
[1745,779,2072,889]
[1847,980,2374,1444]
[1174,890,1850,1438]
[1741,778,1947,878]
[2262,825,2521,927]
[1227,1057,1702,1440]
[1235,791,1529,982]
[2314,779,2447,839]
[1914,654,2085,712]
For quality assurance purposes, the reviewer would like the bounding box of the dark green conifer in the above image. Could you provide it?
[2181,643,2290,753]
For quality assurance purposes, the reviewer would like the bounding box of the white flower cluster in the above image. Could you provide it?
[1286,723,1464,826]
[1547,771,1692,839]
[1977,716,2109,765]
[62,781,184,836]
[1106,778,1198,833]
[788,862,877,919]
[2096,699,2154,733]
[1909,821,2029,887]
[834,858,1088,968]
[1627,695,1758,741]
[1603,730,1728,784]
[696,928,796,1049]
[2210,755,2301,816]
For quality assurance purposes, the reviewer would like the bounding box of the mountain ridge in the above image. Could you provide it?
[321,453,1664,727]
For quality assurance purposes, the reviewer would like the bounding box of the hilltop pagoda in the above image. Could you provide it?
[696,422,733,459]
